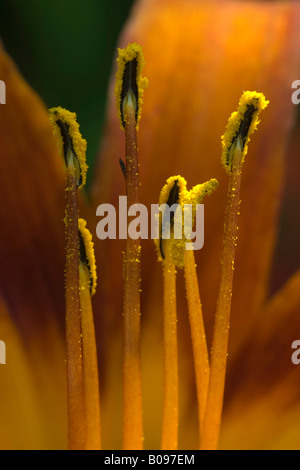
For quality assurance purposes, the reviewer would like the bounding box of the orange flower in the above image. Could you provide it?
[1,0,300,450]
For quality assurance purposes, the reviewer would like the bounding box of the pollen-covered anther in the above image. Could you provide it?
[155,175,219,267]
[115,43,148,130]
[78,218,97,296]
[49,106,88,188]
[221,91,269,174]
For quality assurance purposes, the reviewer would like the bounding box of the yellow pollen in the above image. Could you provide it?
[115,43,148,130]
[49,106,88,188]
[221,91,269,174]
[78,218,97,296]
[155,175,219,268]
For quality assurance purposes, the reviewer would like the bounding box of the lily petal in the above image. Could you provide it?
[221,270,300,449]
[0,44,66,331]
[0,45,67,448]
[92,0,300,448]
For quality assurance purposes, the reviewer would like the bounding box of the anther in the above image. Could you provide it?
[49,107,88,188]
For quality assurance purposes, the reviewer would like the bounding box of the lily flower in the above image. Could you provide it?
[1,0,300,450]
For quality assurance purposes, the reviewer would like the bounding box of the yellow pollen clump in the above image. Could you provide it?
[78,218,97,296]
[49,106,88,188]
[221,91,269,174]
[115,43,148,130]
[155,175,219,268]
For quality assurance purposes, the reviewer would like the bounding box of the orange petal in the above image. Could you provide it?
[0,294,67,449]
[0,44,66,332]
[0,45,68,448]
[0,294,42,449]
[270,118,300,293]
[221,270,300,449]
[92,0,300,448]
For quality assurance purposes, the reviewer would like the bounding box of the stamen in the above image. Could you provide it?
[182,180,218,445]
[64,162,85,450]
[115,43,148,130]
[155,175,218,449]
[161,242,178,450]
[49,107,88,449]
[78,218,101,450]
[201,91,268,450]
[116,44,147,450]
[155,177,182,449]
[221,91,269,174]
[155,176,218,268]
[49,107,88,187]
